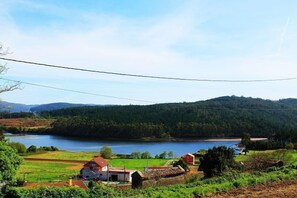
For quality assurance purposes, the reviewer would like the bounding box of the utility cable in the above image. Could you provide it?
[1,57,297,83]
[0,77,156,104]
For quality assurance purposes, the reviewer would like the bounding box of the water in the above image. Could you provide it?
[4,133,239,156]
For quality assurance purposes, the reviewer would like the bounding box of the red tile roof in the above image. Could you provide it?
[90,157,108,167]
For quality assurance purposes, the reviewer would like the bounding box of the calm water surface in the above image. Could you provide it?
[5,133,239,156]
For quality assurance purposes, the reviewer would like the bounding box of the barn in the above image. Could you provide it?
[182,153,195,165]
[132,166,186,189]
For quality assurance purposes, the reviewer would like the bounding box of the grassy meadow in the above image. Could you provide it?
[24,151,99,161]
[17,161,80,182]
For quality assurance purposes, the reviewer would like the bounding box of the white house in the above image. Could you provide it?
[82,157,135,182]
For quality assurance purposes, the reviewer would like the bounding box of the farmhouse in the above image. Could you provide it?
[182,153,195,165]
[81,157,135,182]
[132,165,186,189]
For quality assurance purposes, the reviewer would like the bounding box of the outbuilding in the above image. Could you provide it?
[182,153,195,165]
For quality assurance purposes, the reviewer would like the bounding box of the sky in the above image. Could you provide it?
[0,0,297,105]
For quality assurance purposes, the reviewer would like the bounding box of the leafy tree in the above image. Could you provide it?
[241,133,251,146]
[159,151,167,159]
[198,146,239,178]
[167,151,174,159]
[130,152,141,159]
[0,141,22,184]
[7,142,26,153]
[154,154,159,159]
[100,146,112,159]
[141,151,151,159]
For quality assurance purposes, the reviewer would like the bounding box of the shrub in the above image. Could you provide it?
[26,145,37,152]
[198,146,240,178]
[7,142,26,153]
[173,159,189,171]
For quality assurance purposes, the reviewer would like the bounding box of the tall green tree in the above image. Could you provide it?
[100,146,113,159]
[198,146,240,178]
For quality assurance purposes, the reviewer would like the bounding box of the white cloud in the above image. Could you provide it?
[1,1,297,104]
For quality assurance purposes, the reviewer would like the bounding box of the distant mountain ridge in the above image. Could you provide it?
[0,101,92,113]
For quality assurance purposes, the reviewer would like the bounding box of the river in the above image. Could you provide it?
[4,133,241,156]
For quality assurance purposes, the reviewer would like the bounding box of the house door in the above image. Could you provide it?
[111,175,118,181]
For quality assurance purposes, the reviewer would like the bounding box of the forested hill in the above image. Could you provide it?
[40,96,297,140]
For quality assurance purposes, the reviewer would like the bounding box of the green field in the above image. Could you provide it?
[235,150,297,163]
[17,161,79,182]
[109,159,168,171]
[25,151,99,161]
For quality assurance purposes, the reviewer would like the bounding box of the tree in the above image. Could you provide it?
[0,44,20,94]
[100,146,112,159]
[167,151,174,159]
[0,141,22,184]
[141,151,151,159]
[198,146,239,178]
[27,145,37,152]
[159,151,167,159]
[241,133,251,146]
[130,152,141,159]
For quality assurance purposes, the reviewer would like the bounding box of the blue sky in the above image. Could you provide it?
[0,0,297,105]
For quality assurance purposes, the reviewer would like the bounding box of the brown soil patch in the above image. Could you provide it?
[207,179,297,198]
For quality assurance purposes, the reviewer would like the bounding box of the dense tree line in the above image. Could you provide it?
[0,112,33,119]
[31,96,297,140]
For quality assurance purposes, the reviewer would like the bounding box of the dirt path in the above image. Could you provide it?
[207,179,297,198]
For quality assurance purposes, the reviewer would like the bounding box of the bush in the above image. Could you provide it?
[26,145,37,152]
[7,142,26,153]
[198,146,240,178]
[173,159,189,171]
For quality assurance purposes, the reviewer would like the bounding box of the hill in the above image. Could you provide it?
[0,101,92,113]
[39,96,297,140]
[0,101,36,113]
[30,103,89,112]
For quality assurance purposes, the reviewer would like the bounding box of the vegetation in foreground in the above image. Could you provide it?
[5,164,297,198]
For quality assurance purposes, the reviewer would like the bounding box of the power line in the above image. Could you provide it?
[1,77,297,111]
[0,77,156,104]
[1,57,297,83]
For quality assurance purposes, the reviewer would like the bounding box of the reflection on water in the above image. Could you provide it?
[4,133,238,156]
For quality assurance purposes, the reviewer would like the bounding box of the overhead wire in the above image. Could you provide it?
[0,77,156,104]
[1,57,297,83]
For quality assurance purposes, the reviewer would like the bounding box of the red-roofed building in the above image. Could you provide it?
[82,157,108,180]
[82,157,135,182]
[182,153,195,165]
